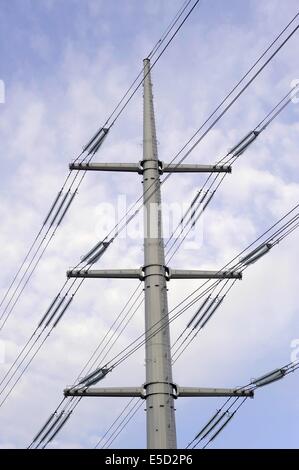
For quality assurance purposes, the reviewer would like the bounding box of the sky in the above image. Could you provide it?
[0,0,299,449]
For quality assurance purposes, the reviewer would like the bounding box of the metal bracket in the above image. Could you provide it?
[67,268,144,280]
[168,268,242,280]
[67,267,241,281]
[177,386,254,398]
[69,161,232,174]
[63,384,253,399]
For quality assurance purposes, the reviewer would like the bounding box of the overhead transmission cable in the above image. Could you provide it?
[169,207,299,363]
[40,13,299,448]
[6,10,298,339]
[80,90,299,378]
[2,9,298,336]
[65,87,299,441]
[29,199,299,448]
[27,199,299,448]
[100,399,144,449]
[70,14,299,261]
[101,205,299,372]
[165,85,299,262]
[28,285,144,448]
[88,204,299,448]
[189,359,299,449]
[0,0,201,331]
[11,12,299,446]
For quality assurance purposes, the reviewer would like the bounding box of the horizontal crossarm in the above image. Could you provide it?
[64,386,253,398]
[67,269,143,279]
[177,387,253,398]
[69,162,141,172]
[64,387,145,398]
[69,162,231,174]
[169,269,242,280]
[163,163,231,173]
[67,268,241,280]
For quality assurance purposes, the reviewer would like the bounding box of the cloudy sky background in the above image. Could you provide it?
[0,0,299,449]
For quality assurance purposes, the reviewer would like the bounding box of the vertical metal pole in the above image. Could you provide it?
[142,58,177,449]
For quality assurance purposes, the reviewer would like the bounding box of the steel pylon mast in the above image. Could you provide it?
[66,58,253,449]
[142,58,176,448]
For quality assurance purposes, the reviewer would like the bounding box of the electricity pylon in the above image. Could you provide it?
[65,58,253,449]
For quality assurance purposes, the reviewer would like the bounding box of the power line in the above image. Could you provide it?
[73,14,299,257]
[103,0,199,128]
[27,81,299,447]
[101,399,143,449]
[102,205,299,371]
[94,397,138,448]
[108,0,201,127]
[3,7,297,340]
[0,0,201,332]
[189,359,299,449]
[10,9,299,449]
[201,397,248,449]
[28,285,144,448]
[26,198,299,449]
[7,10,298,337]
[164,85,299,262]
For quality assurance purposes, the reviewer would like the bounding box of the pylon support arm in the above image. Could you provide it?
[63,386,253,398]
[67,268,241,280]
[64,387,144,398]
[177,387,253,398]
[70,162,142,172]
[163,163,231,173]
[69,162,231,174]
[169,269,242,280]
[67,269,143,280]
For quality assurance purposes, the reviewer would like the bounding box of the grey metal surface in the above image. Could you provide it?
[69,162,141,172]
[64,387,144,397]
[67,269,143,279]
[70,162,231,174]
[62,59,249,450]
[163,163,231,173]
[142,58,177,449]
[169,269,242,279]
[177,387,254,398]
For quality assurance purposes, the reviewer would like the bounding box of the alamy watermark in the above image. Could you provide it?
[93,195,204,249]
